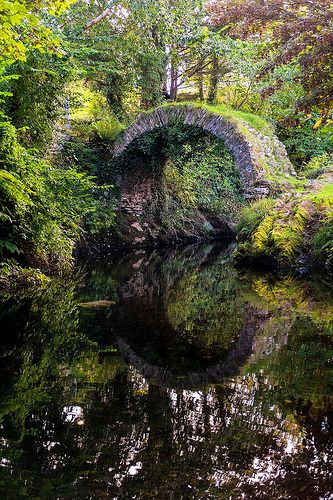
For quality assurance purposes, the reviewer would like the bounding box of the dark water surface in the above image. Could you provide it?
[1,243,333,499]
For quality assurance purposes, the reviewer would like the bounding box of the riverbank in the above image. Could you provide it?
[235,161,333,275]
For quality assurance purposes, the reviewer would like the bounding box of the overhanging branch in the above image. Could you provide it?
[85,2,116,30]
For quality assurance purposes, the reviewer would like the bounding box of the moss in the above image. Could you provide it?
[152,101,274,135]
[111,101,274,143]
[236,201,309,267]
[236,177,333,272]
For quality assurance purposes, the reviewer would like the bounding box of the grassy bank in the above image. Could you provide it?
[235,156,333,273]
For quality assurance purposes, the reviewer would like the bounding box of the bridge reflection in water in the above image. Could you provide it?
[0,243,333,498]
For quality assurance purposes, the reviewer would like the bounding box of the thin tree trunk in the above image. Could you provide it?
[207,55,219,104]
[170,56,178,100]
[198,60,204,101]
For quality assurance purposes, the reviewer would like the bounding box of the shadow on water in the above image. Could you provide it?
[0,242,333,498]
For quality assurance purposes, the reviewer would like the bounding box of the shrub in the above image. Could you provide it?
[301,154,333,179]
[235,179,333,272]
[0,123,97,271]
[277,116,333,169]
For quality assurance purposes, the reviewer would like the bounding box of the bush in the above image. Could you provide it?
[300,154,333,179]
[5,53,70,149]
[235,181,333,272]
[312,219,333,270]
[277,115,333,168]
[0,123,97,271]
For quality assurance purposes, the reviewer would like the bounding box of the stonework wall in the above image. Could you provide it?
[113,104,294,198]
[120,172,154,217]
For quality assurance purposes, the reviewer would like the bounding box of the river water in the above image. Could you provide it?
[0,243,333,499]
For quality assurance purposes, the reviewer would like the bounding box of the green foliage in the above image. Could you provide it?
[236,198,276,238]
[4,53,71,148]
[0,261,50,300]
[118,122,244,237]
[278,114,333,168]
[0,0,75,63]
[237,199,311,266]
[163,126,243,218]
[312,219,333,268]
[69,83,125,142]
[301,154,333,179]
[236,179,333,272]
[0,123,97,270]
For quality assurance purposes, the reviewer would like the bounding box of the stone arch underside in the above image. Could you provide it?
[113,104,294,199]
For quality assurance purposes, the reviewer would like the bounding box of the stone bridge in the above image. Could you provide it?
[113,103,294,198]
[111,104,294,246]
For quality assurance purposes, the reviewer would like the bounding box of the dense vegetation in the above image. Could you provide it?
[1,4,333,496]
[0,0,332,280]
[108,123,244,246]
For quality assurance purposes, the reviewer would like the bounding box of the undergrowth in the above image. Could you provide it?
[0,123,98,272]
[236,162,333,273]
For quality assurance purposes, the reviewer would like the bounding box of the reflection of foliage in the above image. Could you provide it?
[242,272,333,404]
[61,353,126,404]
[249,316,333,405]
[0,277,91,437]
[167,263,244,354]
[245,273,333,329]
[1,245,333,498]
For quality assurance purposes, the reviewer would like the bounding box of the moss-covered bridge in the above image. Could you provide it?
[111,103,294,246]
[114,103,294,196]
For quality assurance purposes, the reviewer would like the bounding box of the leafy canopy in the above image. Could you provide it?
[0,0,76,62]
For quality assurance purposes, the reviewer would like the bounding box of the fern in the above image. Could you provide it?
[237,197,276,238]
[251,214,275,254]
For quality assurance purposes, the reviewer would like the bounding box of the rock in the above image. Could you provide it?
[252,187,270,196]
[203,221,214,233]
[134,236,146,244]
[131,222,144,232]
[132,258,144,269]
[78,300,116,308]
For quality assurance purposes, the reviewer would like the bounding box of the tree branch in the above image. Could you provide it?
[176,59,213,88]
[85,4,115,31]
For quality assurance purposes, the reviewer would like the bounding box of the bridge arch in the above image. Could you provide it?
[113,103,294,198]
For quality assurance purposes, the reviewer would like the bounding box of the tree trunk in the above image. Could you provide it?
[170,56,178,101]
[198,60,204,101]
[207,56,219,104]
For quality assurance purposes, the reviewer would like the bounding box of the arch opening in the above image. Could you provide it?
[112,122,245,246]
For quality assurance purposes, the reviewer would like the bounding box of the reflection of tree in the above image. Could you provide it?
[0,277,98,496]
[2,363,329,498]
[243,272,333,328]
[249,315,333,405]
[0,278,86,434]
[0,245,333,498]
